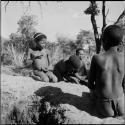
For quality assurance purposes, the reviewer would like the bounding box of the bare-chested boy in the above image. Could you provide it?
[88,25,124,117]
[26,33,57,83]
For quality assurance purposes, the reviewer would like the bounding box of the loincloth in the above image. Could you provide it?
[95,94,124,117]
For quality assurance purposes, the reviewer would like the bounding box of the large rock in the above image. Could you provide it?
[1,73,124,124]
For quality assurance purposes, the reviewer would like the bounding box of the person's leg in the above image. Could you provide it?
[117,94,124,116]
[31,70,42,81]
[46,71,58,83]
[96,99,115,118]
[33,70,49,82]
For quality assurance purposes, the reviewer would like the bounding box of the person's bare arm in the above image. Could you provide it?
[74,72,86,81]
[80,62,88,79]
[46,50,53,71]
[24,48,33,66]
[47,52,51,66]
[88,56,96,90]
[83,62,88,76]
[74,72,81,80]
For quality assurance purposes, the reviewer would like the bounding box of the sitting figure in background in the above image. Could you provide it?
[88,25,124,118]
[53,53,87,85]
[26,33,57,83]
[75,48,88,85]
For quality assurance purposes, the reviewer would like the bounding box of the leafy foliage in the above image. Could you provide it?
[76,30,94,47]
[17,15,37,37]
[84,2,100,16]
[1,15,38,67]
[56,36,77,57]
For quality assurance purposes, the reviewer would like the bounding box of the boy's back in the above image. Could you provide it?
[93,48,124,99]
[88,25,124,117]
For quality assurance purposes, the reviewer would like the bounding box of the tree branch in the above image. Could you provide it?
[115,10,125,24]
[102,1,106,32]
[106,8,109,17]
[5,1,9,12]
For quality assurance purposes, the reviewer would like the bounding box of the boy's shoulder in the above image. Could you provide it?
[92,54,100,61]
[92,53,105,64]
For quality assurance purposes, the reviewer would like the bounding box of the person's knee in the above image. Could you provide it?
[47,71,58,83]
[38,72,49,82]
[33,70,40,76]
[42,76,49,82]
[52,76,58,83]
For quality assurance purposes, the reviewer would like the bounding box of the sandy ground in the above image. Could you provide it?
[1,66,125,124]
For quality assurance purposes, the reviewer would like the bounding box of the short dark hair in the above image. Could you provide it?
[103,25,124,49]
[76,48,84,54]
[68,55,81,69]
[34,33,47,42]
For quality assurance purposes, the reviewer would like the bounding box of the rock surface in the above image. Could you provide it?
[1,73,125,124]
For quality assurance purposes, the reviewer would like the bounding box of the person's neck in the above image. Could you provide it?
[109,46,118,52]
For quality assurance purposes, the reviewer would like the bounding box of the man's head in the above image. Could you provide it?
[67,55,81,73]
[76,48,85,60]
[34,33,47,49]
[102,25,124,51]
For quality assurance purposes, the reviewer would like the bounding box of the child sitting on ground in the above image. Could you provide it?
[26,33,57,83]
[88,25,124,118]
[53,54,87,84]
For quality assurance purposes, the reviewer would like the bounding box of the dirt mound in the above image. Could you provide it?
[1,73,124,124]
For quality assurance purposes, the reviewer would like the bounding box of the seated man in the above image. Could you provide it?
[26,33,57,83]
[88,25,124,118]
[53,54,87,84]
[75,48,88,85]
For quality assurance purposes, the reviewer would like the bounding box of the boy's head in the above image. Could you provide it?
[67,55,81,73]
[76,48,85,60]
[34,33,47,49]
[102,25,124,51]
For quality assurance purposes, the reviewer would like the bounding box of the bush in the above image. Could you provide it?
[1,43,25,67]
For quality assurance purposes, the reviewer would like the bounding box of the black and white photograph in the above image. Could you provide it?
[1,1,125,124]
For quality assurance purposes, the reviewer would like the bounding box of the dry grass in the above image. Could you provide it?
[6,44,25,67]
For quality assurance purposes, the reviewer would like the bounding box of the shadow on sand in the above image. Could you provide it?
[34,85,96,117]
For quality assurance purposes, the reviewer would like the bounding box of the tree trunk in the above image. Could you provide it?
[91,15,101,54]
[102,1,106,33]
[90,1,101,54]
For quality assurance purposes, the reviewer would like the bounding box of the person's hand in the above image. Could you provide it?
[80,76,87,81]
